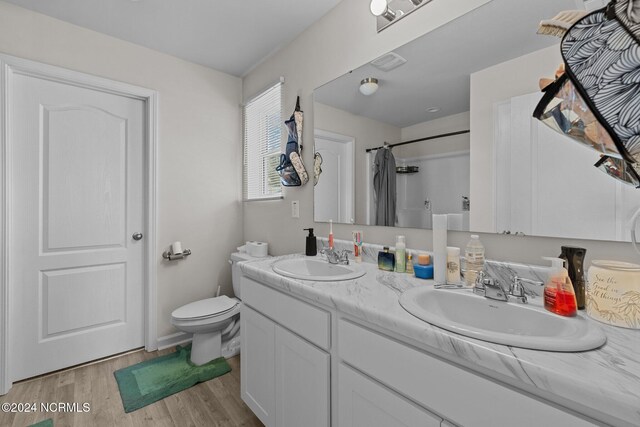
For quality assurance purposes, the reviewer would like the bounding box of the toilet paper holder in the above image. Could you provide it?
[162,248,192,261]
[162,241,192,261]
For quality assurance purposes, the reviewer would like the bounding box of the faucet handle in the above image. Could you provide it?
[510,275,544,302]
[338,249,352,264]
[512,275,544,287]
[475,270,486,288]
[320,248,339,264]
[509,276,528,303]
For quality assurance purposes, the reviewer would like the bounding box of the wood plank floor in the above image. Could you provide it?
[0,348,263,427]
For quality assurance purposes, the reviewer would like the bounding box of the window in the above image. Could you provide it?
[243,81,283,200]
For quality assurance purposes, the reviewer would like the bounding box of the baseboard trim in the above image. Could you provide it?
[157,332,192,350]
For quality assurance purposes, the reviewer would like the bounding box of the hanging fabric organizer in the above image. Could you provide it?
[534,0,640,187]
[276,96,309,186]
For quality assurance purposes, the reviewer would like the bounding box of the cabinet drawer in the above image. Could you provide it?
[242,276,330,350]
[338,319,597,427]
[338,363,442,427]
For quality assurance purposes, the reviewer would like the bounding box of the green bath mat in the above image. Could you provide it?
[114,344,231,413]
[29,419,53,427]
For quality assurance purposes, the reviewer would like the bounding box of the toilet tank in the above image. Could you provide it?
[230,252,269,299]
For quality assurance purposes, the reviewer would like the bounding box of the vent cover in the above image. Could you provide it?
[370,52,407,72]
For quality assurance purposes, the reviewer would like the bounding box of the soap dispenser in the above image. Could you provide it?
[559,246,586,309]
[304,228,317,256]
[542,257,577,317]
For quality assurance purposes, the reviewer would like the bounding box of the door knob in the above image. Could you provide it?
[132,232,143,241]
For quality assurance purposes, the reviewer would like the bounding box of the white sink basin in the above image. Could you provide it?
[399,286,606,352]
[272,258,365,281]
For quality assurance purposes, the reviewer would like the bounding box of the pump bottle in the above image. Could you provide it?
[304,228,317,256]
[542,257,577,317]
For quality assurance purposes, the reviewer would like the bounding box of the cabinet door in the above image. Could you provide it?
[241,305,276,427]
[338,364,441,427]
[275,325,330,427]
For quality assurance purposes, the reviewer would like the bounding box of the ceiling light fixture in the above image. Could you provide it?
[426,107,440,113]
[360,78,379,96]
[372,0,432,32]
[370,0,396,22]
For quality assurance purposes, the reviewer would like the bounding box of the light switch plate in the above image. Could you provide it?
[291,200,300,218]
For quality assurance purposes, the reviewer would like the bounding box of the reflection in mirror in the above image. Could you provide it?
[313,0,638,242]
[313,129,355,224]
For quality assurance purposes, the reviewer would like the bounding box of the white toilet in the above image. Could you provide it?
[171,251,265,365]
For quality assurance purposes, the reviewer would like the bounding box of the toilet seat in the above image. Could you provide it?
[171,296,239,321]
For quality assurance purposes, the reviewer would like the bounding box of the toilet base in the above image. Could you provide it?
[221,333,241,359]
[191,331,222,365]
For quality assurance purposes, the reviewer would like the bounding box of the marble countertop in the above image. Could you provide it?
[240,248,640,427]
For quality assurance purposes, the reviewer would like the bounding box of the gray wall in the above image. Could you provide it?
[242,0,640,268]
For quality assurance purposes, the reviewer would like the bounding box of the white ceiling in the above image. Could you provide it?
[314,0,579,128]
[3,0,342,76]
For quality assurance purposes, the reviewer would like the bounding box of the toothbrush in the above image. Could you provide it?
[329,219,334,250]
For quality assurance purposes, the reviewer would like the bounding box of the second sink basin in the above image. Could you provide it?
[272,258,365,281]
[399,286,606,352]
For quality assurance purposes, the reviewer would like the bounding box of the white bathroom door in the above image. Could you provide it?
[314,131,354,223]
[9,72,146,381]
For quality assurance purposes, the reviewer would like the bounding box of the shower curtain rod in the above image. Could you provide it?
[365,129,470,153]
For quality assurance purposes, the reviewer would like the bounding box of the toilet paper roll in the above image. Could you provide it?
[172,241,183,255]
[432,214,448,285]
[247,241,269,258]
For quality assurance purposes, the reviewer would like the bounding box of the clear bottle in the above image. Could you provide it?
[464,235,485,286]
[406,251,414,274]
[446,247,461,284]
[395,236,406,273]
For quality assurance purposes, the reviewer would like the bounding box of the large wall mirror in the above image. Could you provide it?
[313,0,640,242]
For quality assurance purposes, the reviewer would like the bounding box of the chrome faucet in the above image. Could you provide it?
[509,275,545,304]
[320,248,351,265]
[475,273,509,302]
[472,271,543,304]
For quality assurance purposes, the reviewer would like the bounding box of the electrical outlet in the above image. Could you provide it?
[291,200,300,218]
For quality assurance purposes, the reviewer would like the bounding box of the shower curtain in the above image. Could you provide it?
[373,148,397,226]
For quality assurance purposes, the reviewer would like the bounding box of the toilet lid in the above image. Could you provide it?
[172,296,238,320]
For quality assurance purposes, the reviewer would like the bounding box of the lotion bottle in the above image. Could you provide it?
[542,257,577,317]
[446,247,461,284]
[395,236,406,273]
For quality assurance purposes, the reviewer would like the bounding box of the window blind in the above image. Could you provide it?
[243,82,283,200]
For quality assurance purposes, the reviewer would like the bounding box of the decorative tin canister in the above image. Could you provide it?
[586,260,640,329]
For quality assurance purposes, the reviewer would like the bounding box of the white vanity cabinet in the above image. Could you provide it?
[338,319,597,427]
[241,277,330,427]
[241,271,607,427]
[338,363,442,427]
[241,305,276,425]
